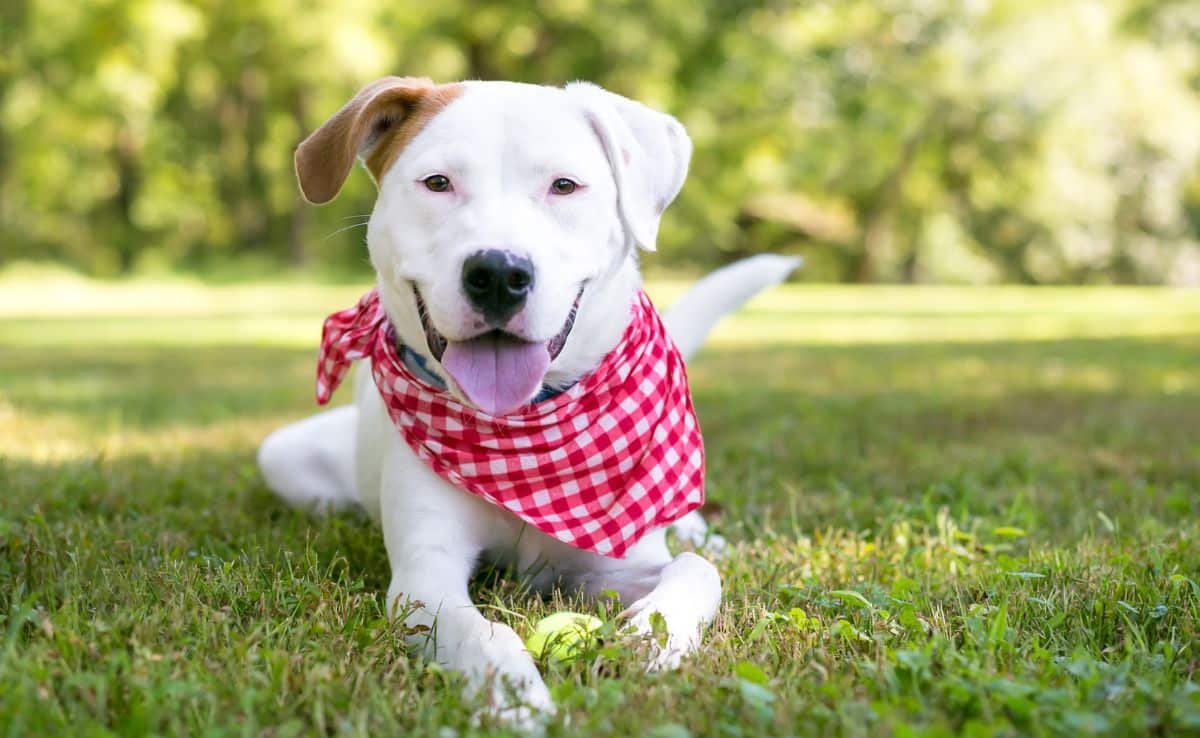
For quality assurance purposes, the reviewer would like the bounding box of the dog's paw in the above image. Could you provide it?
[480,698,556,735]
[473,680,555,735]
[668,512,729,560]
[624,600,703,672]
[459,621,556,731]
[621,552,719,671]
[700,532,729,560]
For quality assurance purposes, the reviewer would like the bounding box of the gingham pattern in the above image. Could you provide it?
[316,289,705,558]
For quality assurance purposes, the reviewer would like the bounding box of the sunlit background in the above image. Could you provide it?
[2,0,1198,283]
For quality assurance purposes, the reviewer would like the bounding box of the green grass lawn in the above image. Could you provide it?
[1,275,1198,737]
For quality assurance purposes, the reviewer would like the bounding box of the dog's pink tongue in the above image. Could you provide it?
[441,335,551,415]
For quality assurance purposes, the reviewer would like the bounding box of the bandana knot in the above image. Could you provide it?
[316,288,705,558]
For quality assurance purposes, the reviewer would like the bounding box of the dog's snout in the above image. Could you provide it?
[461,249,535,323]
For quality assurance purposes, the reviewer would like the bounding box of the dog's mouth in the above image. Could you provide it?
[413,286,583,415]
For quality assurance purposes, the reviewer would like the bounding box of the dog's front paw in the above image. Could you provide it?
[626,604,702,671]
[458,621,556,729]
[473,675,556,735]
[487,676,556,725]
[482,700,555,735]
[621,552,720,671]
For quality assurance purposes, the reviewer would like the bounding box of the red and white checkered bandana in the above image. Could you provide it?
[316,288,705,558]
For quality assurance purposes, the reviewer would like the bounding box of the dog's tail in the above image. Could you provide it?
[662,254,801,362]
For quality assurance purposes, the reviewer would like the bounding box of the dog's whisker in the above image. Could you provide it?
[322,222,369,241]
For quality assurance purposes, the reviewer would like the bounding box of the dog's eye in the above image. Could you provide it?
[550,178,578,195]
[423,174,452,193]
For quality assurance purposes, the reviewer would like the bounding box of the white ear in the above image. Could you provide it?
[566,82,692,252]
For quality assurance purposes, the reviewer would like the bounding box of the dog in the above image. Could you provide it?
[257,77,798,726]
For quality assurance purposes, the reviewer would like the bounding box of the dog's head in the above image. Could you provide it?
[295,78,691,414]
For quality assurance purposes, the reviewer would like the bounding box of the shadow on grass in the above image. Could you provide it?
[0,344,319,429]
[691,334,1200,537]
[2,446,391,626]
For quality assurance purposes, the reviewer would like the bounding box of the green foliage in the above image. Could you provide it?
[1,279,1198,734]
[1,0,1199,282]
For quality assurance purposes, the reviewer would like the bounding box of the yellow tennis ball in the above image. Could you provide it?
[524,612,603,662]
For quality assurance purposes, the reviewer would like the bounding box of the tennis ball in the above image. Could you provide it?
[524,612,603,662]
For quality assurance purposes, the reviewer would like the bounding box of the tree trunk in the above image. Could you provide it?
[856,102,948,282]
[113,127,143,273]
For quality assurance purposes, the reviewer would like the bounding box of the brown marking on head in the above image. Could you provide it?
[362,83,464,184]
[294,77,465,204]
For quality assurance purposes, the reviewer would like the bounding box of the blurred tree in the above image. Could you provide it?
[1,0,1198,283]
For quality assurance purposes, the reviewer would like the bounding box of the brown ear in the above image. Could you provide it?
[294,77,461,204]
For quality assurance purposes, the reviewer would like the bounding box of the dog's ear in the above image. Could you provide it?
[566,83,692,252]
[295,76,459,204]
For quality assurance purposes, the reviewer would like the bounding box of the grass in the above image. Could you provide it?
[1,274,1198,737]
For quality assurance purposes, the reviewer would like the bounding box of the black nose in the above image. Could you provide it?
[461,249,535,324]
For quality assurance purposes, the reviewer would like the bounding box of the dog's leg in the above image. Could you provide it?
[569,530,721,671]
[378,447,553,727]
[257,405,360,512]
[624,551,721,670]
[593,529,720,671]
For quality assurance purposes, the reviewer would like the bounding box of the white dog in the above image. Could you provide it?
[257,77,797,725]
